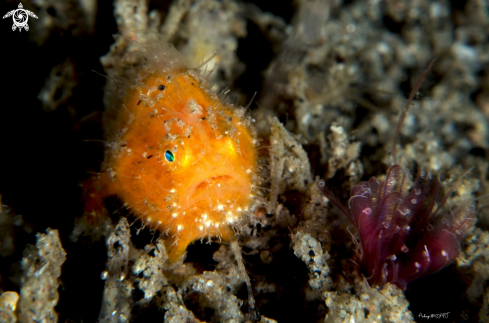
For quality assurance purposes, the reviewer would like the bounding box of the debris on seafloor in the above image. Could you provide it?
[175,0,246,90]
[131,234,202,323]
[291,232,414,323]
[268,117,313,214]
[0,291,19,323]
[181,270,246,322]
[457,227,489,321]
[101,0,247,98]
[0,198,32,259]
[96,217,278,322]
[292,232,332,298]
[132,241,168,303]
[38,58,77,113]
[28,0,96,46]
[323,283,414,323]
[17,229,66,323]
[324,123,362,186]
[98,218,132,323]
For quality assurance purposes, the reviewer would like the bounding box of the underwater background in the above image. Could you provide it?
[1,0,489,322]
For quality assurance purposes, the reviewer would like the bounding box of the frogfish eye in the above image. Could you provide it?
[165,150,175,162]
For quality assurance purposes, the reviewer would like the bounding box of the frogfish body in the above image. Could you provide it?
[83,42,258,261]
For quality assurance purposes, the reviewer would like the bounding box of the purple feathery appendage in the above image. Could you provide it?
[318,165,476,289]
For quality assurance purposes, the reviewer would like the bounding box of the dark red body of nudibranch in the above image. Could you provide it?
[319,165,475,290]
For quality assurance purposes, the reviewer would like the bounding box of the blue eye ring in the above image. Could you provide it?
[165,150,175,162]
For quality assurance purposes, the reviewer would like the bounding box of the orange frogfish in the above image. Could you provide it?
[83,40,258,262]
